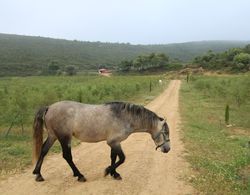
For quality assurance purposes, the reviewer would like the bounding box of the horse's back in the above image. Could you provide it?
[45,101,123,142]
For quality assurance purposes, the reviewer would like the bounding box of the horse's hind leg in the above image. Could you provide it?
[33,136,56,181]
[105,143,125,180]
[58,136,86,182]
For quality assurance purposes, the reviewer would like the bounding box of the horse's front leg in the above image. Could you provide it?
[106,148,118,177]
[105,143,125,180]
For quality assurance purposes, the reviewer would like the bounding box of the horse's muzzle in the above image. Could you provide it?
[161,145,170,153]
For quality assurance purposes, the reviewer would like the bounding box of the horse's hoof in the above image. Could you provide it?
[113,173,122,180]
[78,176,87,182]
[104,167,111,177]
[114,175,122,180]
[35,175,45,182]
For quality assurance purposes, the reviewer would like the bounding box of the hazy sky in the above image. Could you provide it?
[0,0,250,44]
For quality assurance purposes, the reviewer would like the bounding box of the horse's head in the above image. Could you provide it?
[152,117,170,153]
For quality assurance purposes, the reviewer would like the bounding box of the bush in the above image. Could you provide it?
[65,65,77,76]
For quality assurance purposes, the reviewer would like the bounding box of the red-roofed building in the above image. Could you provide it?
[98,68,112,76]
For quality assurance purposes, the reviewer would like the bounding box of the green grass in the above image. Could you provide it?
[180,74,250,194]
[0,136,31,174]
[0,74,168,177]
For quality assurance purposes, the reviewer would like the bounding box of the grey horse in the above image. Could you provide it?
[32,101,170,182]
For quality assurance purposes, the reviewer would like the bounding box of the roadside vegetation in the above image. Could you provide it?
[180,74,250,194]
[193,44,250,72]
[0,74,167,177]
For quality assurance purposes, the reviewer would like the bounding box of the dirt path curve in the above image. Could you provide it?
[0,80,193,195]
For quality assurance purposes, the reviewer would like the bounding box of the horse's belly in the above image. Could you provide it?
[73,127,107,143]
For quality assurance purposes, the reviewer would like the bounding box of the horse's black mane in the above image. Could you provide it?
[106,102,161,128]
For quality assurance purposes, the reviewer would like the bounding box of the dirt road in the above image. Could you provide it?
[0,80,193,195]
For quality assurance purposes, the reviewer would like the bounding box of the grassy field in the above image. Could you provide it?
[180,74,250,194]
[0,74,168,177]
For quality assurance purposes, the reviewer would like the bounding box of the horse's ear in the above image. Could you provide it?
[159,117,164,121]
[159,117,167,122]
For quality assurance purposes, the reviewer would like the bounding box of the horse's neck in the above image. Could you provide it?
[133,128,150,133]
[131,121,151,134]
[124,115,153,135]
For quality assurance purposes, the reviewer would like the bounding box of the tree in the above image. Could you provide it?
[120,60,132,72]
[117,53,169,72]
[133,56,144,71]
[47,60,60,75]
[233,53,250,65]
[155,53,169,67]
[65,65,77,76]
[244,44,250,54]
[225,48,243,61]
[233,53,250,71]
[133,53,169,71]
[192,46,250,71]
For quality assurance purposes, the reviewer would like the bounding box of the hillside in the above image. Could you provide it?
[0,33,249,76]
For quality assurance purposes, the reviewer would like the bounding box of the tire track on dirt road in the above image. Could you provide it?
[0,80,194,195]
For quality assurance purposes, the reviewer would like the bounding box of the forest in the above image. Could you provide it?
[0,33,249,76]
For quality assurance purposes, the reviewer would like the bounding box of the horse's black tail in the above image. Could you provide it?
[32,107,48,164]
